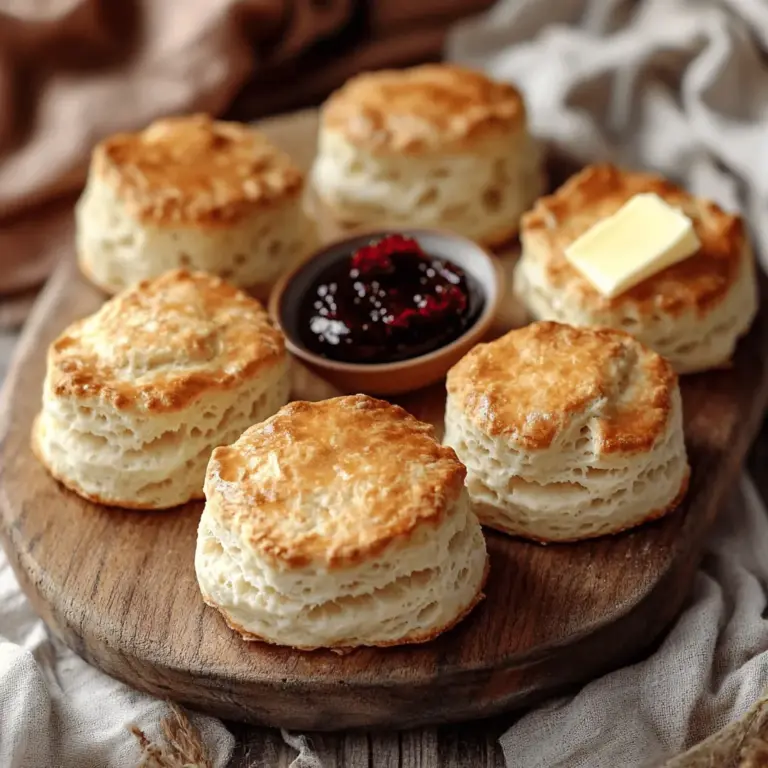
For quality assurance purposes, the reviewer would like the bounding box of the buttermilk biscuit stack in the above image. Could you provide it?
[514,165,758,373]
[444,322,689,542]
[33,270,289,509]
[195,395,488,649]
[77,115,316,297]
[311,64,542,246]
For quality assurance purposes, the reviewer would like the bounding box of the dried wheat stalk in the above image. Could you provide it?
[132,702,212,768]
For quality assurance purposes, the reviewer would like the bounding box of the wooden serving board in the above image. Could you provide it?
[2,111,768,732]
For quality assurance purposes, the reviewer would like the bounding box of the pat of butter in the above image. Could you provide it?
[564,193,701,298]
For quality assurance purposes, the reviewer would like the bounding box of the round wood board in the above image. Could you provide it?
[2,111,768,732]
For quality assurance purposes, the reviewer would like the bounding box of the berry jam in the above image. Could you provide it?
[298,234,484,364]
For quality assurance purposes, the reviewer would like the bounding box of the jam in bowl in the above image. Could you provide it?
[299,234,484,365]
[269,229,503,395]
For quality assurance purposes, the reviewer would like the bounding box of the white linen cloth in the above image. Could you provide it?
[446,0,768,765]
[0,546,235,766]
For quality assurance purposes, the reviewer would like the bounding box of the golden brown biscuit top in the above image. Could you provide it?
[48,270,285,411]
[205,395,466,568]
[522,164,747,316]
[93,114,304,227]
[321,64,525,154]
[447,322,677,453]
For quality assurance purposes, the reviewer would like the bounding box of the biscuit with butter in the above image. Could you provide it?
[33,270,289,509]
[514,164,757,373]
[311,64,543,246]
[195,395,488,649]
[77,115,316,297]
[444,322,689,542]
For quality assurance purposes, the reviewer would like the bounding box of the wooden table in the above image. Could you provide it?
[0,303,765,768]
[227,718,511,767]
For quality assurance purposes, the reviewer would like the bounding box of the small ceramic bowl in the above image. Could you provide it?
[269,228,504,396]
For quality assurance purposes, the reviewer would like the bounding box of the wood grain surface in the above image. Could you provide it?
[226,718,510,767]
[1,111,768,736]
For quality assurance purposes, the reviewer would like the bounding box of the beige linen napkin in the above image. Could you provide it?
[0,546,235,767]
[446,0,768,765]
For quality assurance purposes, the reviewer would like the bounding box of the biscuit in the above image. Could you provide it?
[311,64,543,246]
[32,270,290,509]
[76,114,317,297]
[514,164,758,372]
[195,395,488,649]
[444,322,690,542]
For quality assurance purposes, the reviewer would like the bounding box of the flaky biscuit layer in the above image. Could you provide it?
[321,64,526,155]
[92,114,303,227]
[204,395,467,569]
[444,322,690,541]
[47,270,284,412]
[77,116,316,295]
[34,270,290,508]
[196,489,488,649]
[196,394,488,649]
[514,164,757,372]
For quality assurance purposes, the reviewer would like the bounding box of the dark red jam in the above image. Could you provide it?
[298,234,483,364]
